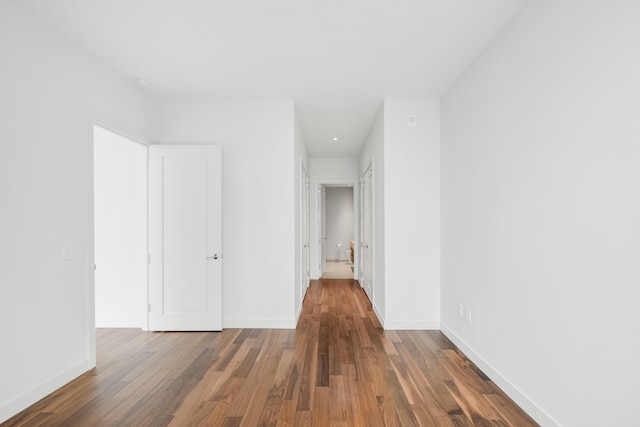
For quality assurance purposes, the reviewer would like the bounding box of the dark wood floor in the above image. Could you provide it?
[3,279,537,426]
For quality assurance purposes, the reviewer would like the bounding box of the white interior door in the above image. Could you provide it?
[361,166,373,301]
[148,145,222,331]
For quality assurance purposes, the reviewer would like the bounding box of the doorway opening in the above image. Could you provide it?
[319,185,355,280]
[93,124,147,329]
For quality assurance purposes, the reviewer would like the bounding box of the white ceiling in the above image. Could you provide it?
[14,0,527,157]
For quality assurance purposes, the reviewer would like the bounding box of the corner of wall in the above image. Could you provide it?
[0,360,92,424]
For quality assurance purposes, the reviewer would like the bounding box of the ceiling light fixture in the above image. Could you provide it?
[135,78,151,87]
[332,137,338,143]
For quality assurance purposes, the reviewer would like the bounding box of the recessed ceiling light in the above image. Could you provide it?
[135,78,151,87]
[333,137,338,141]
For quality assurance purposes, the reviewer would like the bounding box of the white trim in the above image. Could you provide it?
[223,318,297,329]
[86,118,97,369]
[317,184,325,278]
[0,360,91,423]
[95,318,144,328]
[372,303,385,327]
[384,320,440,330]
[440,323,560,427]
[314,179,359,280]
[295,303,303,324]
[298,158,310,320]
[359,159,374,303]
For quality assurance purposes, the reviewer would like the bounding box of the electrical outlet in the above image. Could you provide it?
[458,304,464,317]
[465,308,472,323]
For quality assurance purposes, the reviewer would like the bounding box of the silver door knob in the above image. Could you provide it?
[207,254,221,260]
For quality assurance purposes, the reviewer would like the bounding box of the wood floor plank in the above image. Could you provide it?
[2,279,537,427]
[255,349,294,426]
[200,402,228,426]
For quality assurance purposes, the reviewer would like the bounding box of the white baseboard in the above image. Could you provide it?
[440,323,560,427]
[223,318,296,329]
[372,303,385,327]
[295,303,303,324]
[95,317,142,328]
[0,359,92,423]
[384,320,440,330]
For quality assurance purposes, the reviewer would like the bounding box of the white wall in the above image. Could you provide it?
[0,1,157,422]
[359,107,386,322]
[383,100,440,330]
[358,101,440,330]
[93,125,147,328]
[441,1,640,426]
[158,101,297,329]
[309,158,359,279]
[325,187,354,261]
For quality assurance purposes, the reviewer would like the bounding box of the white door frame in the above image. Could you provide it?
[360,160,374,302]
[319,185,326,276]
[315,180,359,280]
[300,159,310,301]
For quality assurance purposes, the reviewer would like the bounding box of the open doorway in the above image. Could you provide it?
[320,185,355,279]
[93,124,147,329]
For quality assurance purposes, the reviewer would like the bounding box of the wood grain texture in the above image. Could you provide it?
[2,279,538,426]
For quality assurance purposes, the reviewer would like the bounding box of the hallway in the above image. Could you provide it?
[320,261,354,279]
[3,279,536,426]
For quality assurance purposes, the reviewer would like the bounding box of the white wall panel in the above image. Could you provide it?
[441,1,640,425]
[0,2,157,421]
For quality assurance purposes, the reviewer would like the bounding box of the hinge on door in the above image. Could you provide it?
[148,303,151,313]
[148,254,151,264]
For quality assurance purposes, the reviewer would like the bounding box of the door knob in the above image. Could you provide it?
[207,254,221,260]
